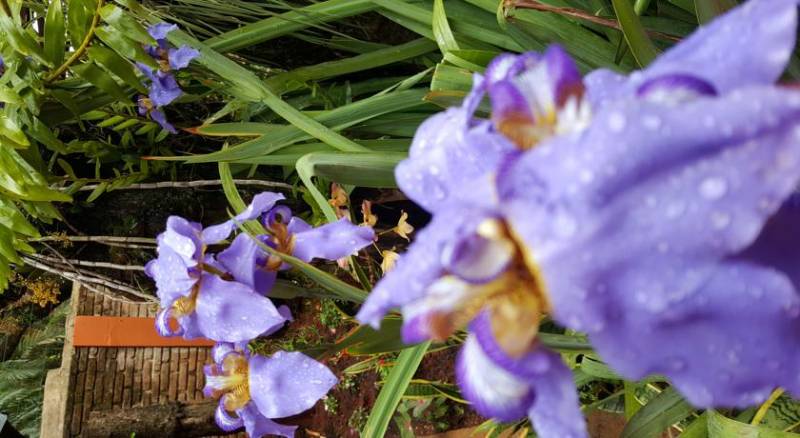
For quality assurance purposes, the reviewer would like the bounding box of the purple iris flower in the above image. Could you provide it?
[146,193,290,342]
[203,343,337,438]
[357,0,800,435]
[216,197,376,294]
[136,22,199,133]
[145,22,200,71]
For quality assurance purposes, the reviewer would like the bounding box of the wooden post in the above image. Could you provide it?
[83,400,235,437]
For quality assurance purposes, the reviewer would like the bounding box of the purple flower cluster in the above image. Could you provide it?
[136,23,199,133]
[357,0,800,436]
[147,192,374,437]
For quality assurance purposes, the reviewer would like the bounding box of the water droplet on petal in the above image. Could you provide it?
[666,201,686,219]
[710,211,731,229]
[698,177,727,200]
[607,112,626,132]
[553,213,578,238]
[642,115,661,130]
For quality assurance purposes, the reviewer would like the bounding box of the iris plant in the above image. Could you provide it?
[147,192,374,342]
[148,192,373,437]
[136,23,199,133]
[357,0,800,436]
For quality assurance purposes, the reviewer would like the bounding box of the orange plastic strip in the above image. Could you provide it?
[73,316,214,347]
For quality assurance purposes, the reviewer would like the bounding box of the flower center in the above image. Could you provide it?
[426,219,550,358]
[261,214,296,271]
[205,352,251,412]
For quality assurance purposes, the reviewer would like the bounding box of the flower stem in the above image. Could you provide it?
[45,0,105,83]
[751,388,785,425]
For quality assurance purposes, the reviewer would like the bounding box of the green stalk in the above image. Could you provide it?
[205,0,377,53]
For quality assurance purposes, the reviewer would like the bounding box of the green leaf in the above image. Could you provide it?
[70,61,131,102]
[0,16,52,66]
[180,89,427,163]
[95,26,157,67]
[67,0,97,48]
[694,0,737,24]
[205,0,378,53]
[44,0,67,66]
[432,0,459,53]
[707,410,800,437]
[622,387,694,438]
[98,4,153,44]
[681,412,709,438]
[362,342,430,437]
[611,0,659,67]
[0,116,30,148]
[156,28,367,153]
[330,318,409,355]
[625,381,643,419]
[87,45,146,93]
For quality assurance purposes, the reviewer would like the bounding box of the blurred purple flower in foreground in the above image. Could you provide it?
[203,343,337,438]
[357,0,800,436]
[136,22,199,133]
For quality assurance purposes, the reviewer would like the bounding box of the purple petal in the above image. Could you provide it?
[249,351,337,418]
[544,45,584,107]
[194,274,287,343]
[500,86,800,333]
[215,399,244,432]
[441,232,514,283]
[201,192,285,245]
[261,305,293,337]
[148,23,178,41]
[356,206,489,328]
[590,261,800,408]
[636,73,718,104]
[217,233,276,295]
[469,312,588,437]
[583,68,628,110]
[642,0,799,94]
[239,404,297,438]
[739,198,800,289]
[150,108,177,134]
[291,218,374,263]
[149,72,182,107]
[145,247,195,304]
[400,277,479,344]
[395,109,517,212]
[144,45,159,59]
[135,62,156,81]
[212,342,236,364]
[265,205,293,229]
[155,307,180,337]
[157,216,202,266]
[168,46,200,70]
[455,334,534,422]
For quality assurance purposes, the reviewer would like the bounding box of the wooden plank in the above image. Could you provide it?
[187,348,197,401]
[80,347,97,435]
[69,349,85,436]
[159,347,170,404]
[72,316,214,347]
[168,348,179,400]
[132,306,146,406]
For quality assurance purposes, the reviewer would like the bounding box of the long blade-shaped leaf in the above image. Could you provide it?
[362,342,431,437]
[622,387,694,438]
[611,0,659,67]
